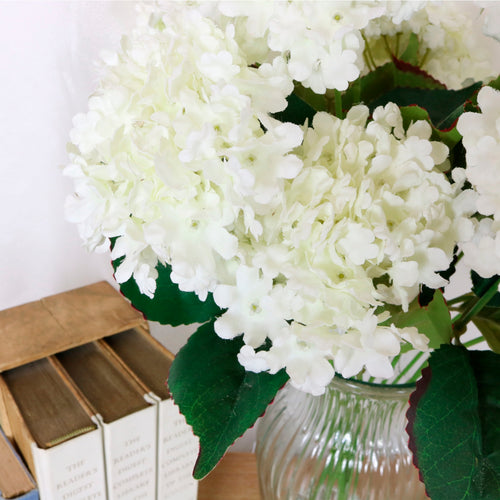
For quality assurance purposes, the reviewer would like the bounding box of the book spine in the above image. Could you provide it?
[0,385,12,439]
[0,426,38,500]
[100,405,157,500]
[31,428,107,500]
[0,376,37,481]
[157,400,198,500]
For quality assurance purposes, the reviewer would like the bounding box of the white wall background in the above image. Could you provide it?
[1,1,135,308]
[0,0,254,452]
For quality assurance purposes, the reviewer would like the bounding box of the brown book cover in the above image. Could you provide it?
[0,358,107,498]
[55,341,158,499]
[102,327,199,500]
[55,342,152,423]
[1,358,96,453]
[102,326,174,400]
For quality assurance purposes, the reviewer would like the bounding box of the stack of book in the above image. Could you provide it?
[0,282,198,500]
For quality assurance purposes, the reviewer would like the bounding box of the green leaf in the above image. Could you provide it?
[407,345,500,499]
[449,139,468,173]
[168,322,289,479]
[370,81,483,130]
[472,307,500,354]
[272,90,318,126]
[400,105,462,148]
[400,33,419,66]
[382,290,452,349]
[472,271,500,308]
[419,254,459,307]
[112,258,221,326]
[470,349,500,492]
[488,76,500,92]
[293,83,328,113]
[392,60,445,90]
[342,61,445,111]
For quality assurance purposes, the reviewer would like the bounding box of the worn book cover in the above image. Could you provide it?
[103,327,199,500]
[0,358,107,500]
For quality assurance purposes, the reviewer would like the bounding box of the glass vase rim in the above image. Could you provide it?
[330,374,416,397]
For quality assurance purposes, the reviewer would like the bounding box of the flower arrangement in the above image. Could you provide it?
[65,2,500,498]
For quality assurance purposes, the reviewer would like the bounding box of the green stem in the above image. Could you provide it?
[351,78,361,106]
[361,33,377,70]
[363,52,373,72]
[293,82,327,112]
[393,351,426,385]
[409,358,429,384]
[452,277,500,336]
[419,48,430,68]
[382,35,393,59]
[447,292,475,306]
[463,335,486,348]
[334,89,344,119]
[395,33,401,58]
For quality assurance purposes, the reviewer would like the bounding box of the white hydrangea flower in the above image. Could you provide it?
[362,1,500,89]
[260,323,337,396]
[461,219,500,279]
[458,86,500,218]
[65,2,475,394]
[213,265,298,347]
[220,103,465,388]
[65,2,299,300]
[333,321,401,380]
[237,345,270,374]
[478,1,500,42]
[285,103,467,310]
[212,1,389,93]
[211,2,500,91]
[457,85,500,278]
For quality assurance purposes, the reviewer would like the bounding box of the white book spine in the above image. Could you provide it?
[31,428,107,500]
[157,399,198,500]
[100,405,157,500]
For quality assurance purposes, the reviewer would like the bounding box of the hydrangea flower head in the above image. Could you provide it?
[65,2,299,299]
[457,85,500,278]
[65,1,478,395]
[362,1,500,89]
[234,103,468,391]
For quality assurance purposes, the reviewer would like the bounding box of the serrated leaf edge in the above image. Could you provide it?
[406,364,432,498]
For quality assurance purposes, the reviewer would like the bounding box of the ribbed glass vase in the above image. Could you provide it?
[256,377,428,500]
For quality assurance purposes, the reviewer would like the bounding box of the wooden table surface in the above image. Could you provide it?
[198,453,261,500]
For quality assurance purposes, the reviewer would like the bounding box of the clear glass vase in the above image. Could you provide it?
[256,377,428,500]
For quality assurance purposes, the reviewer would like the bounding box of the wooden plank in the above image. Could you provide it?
[42,281,145,338]
[198,453,260,500]
[0,301,66,372]
[0,281,146,371]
